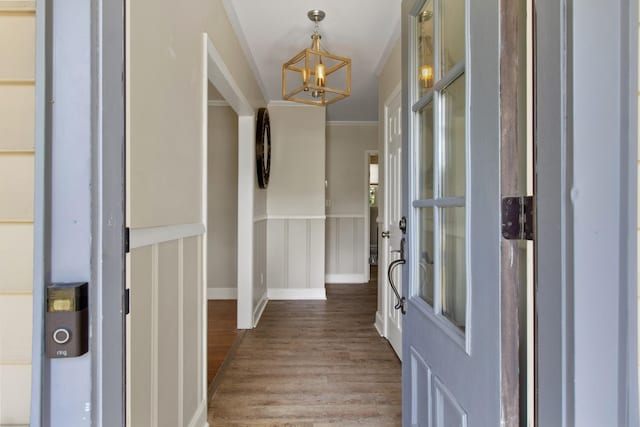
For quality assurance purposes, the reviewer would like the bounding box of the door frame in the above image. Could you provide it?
[534,0,638,424]
[202,34,255,330]
[32,0,126,425]
[31,0,639,425]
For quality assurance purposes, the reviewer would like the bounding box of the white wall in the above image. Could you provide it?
[207,105,238,298]
[265,103,327,299]
[0,2,35,424]
[325,123,378,283]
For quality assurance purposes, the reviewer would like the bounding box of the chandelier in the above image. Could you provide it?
[282,10,351,106]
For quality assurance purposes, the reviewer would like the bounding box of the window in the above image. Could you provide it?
[412,0,467,332]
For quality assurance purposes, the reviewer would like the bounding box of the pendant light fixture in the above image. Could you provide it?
[282,10,351,106]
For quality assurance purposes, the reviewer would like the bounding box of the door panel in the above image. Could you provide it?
[402,0,504,425]
[384,90,403,359]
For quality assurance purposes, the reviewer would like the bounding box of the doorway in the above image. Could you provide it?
[367,152,380,268]
[205,83,240,386]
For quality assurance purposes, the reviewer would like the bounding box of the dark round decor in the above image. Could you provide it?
[255,108,271,189]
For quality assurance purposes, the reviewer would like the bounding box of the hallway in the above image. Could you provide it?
[207,278,402,426]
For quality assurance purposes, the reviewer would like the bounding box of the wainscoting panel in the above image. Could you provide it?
[253,218,268,325]
[266,217,325,291]
[308,218,326,289]
[325,215,367,283]
[287,220,308,288]
[157,240,180,427]
[130,246,153,427]
[182,236,200,425]
[129,228,206,427]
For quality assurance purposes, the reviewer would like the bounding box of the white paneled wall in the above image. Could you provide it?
[325,215,367,283]
[267,218,326,299]
[0,2,35,425]
[129,234,207,427]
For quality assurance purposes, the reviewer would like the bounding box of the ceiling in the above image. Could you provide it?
[222,0,401,122]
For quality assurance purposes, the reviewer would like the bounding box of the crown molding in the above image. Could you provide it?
[208,100,230,107]
[374,17,401,77]
[326,121,379,127]
[221,0,270,103]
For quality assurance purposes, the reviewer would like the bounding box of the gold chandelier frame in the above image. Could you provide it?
[282,10,351,106]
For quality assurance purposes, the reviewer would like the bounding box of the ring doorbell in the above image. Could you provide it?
[45,282,88,358]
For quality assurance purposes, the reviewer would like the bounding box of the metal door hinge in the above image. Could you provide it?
[501,196,534,240]
[124,288,130,315]
[124,227,130,253]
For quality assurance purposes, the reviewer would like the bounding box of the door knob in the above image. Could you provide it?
[381,231,390,238]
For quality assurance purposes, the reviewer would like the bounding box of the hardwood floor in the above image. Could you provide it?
[207,300,238,385]
[208,278,401,426]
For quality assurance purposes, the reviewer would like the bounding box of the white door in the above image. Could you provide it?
[383,90,403,359]
[401,0,509,425]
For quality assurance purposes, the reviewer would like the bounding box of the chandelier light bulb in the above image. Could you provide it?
[315,63,325,87]
[420,64,434,88]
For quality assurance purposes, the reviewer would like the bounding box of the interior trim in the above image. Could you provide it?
[267,288,327,300]
[326,121,379,127]
[265,215,326,220]
[130,222,205,249]
[207,287,238,300]
[208,100,230,107]
[325,274,368,284]
[253,290,268,327]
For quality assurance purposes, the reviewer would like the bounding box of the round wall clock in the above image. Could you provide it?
[255,108,271,189]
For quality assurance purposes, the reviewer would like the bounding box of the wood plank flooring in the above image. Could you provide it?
[207,300,238,385]
[208,279,401,426]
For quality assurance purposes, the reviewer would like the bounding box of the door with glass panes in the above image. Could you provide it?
[401,0,508,425]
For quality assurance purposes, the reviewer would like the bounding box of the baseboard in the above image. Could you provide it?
[207,287,237,299]
[186,399,208,427]
[208,330,247,399]
[253,290,268,326]
[375,311,386,337]
[325,273,367,284]
[267,288,327,300]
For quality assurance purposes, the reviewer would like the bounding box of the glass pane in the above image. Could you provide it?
[418,208,435,305]
[441,0,465,75]
[440,207,466,330]
[418,102,434,199]
[417,1,434,95]
[441,75,465,198]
